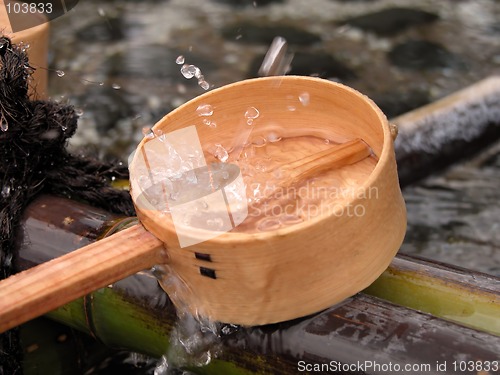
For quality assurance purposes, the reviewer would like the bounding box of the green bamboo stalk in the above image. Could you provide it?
[21,318,114,375]
[364,254,500,335]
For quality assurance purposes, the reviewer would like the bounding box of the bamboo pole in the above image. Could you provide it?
[14,195,500,374]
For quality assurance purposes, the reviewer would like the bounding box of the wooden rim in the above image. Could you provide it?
[132,76,391,244]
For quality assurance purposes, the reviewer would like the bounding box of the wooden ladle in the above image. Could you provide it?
[0,76,406,330]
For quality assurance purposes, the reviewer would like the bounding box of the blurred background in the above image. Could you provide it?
[46,0,500,157]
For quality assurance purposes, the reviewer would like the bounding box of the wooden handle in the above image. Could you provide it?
[282,138,372,186]
[0,224,166,333]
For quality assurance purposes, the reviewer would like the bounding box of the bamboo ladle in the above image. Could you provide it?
[0,76,406,331]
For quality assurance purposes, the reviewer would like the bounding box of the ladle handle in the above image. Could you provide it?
[283,138,372,186]
[0,224,166,333]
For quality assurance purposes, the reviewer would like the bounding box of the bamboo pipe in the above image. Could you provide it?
[0,139,369,333]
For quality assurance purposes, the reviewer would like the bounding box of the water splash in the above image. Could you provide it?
[257,217,281,231]
[196,104,214,117]
[245,107,260,125]
[56,70,65,77]
[181,64,199,79]
[0,114,8,132]
[176,55,185,65]
[142,126,155,139]
[214,144,229,162]
[299,92,310,106]
[258,36,293,77]
[198,79,210,91]
[1,185,11,198]
[179,59,210,90]
[152,266,226,374]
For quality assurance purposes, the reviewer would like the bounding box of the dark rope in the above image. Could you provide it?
[0,36,135,374]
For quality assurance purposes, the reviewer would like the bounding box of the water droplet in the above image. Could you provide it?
[111,83,121,90]
[287,105,296,111]
[56,70,65,77]
[154,355,169,375]
[1,185,11,198]
[75,108,84,117]
[61,125,67,131]
[0,118,8,132]
[181,64,200,79]
[235,34,242,40]
[214,144,229,162]
[142,126,155,139]
[280,214,303,225]
[198,79,210,90]
[266,132,282,143]
[299,92,310,106]
[324,139,330,144]
[245,107,260,120]
[154,128,166,141]
[252,136,267,147]
[257,217,281,231]
[97,7,106,16]
[203,119,216,128]
[196,104,213,117]
[176,55,185,65]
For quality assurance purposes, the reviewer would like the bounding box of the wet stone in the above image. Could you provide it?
[388,40,465,70]
[103,45,215,79]
[371,89,431,118]
[221,22,321,45]
[339,7,439,36]
[74,86,136,133]
[248,51,356,81]
[76,15,128,42]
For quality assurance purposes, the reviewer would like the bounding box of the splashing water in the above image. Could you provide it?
[244,107,260,125]
[198,79,210,90]
[176,55,185,65]
[196,104,214,117]
[299,92,310,106]
[0,114,8,132]
[56,70,65,77]
[1,185,11,198]
[152,266,226,375]
[180,64,199,79]
[179,59,210,90]
[258,36,293,77]
[214,144,229,162]
[142,126,155,139]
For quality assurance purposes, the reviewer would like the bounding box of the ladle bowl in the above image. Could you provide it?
[131,76,407,325]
